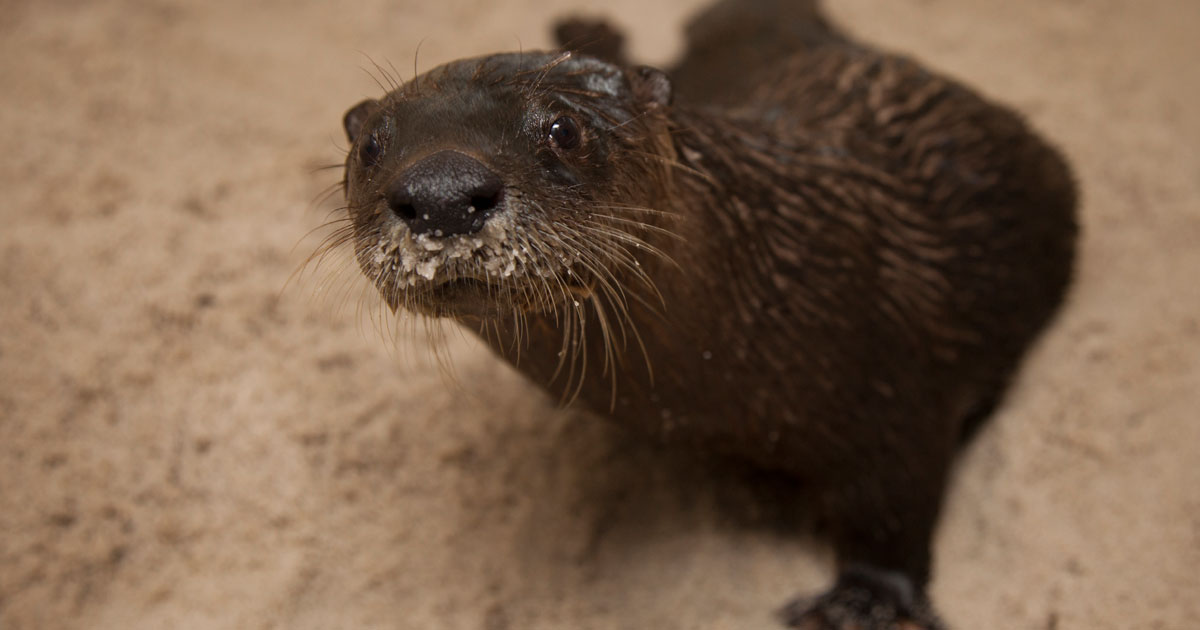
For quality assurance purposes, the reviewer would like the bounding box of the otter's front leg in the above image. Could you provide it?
[781,444,952,629]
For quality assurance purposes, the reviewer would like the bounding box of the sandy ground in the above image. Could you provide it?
[2,0,1198,628]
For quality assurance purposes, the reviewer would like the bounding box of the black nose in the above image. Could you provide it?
[385,150,504,237]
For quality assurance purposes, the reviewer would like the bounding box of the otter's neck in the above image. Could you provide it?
[463,109,794,416]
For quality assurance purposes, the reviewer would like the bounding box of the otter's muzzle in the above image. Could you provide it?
[384,150,504,237]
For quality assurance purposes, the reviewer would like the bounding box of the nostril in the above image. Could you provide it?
[385,186,418,223]
[469,192,500,215]
[467,173,504,217]
[394,202,417,222]
[385,151,505,237]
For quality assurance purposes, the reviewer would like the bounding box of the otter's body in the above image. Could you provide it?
[332,1,1076,627]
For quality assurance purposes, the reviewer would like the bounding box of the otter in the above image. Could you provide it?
[327,1,1077,627]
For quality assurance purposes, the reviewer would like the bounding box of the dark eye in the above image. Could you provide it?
[359,134,382,166]
[548,116,581,151]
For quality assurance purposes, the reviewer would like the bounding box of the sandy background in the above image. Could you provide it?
[1,0,1198,628]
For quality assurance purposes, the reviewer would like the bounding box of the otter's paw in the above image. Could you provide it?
[552,18,627,65]
[778,567,944,630]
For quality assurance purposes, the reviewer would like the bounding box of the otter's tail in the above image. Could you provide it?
[553,1,842,105]
[554,18,629,67]
[683,0,838,52]
[671,0,845,104]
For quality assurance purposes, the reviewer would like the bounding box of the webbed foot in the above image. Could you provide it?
[779,566,944,630]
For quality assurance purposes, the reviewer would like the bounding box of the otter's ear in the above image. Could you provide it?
[343,99,379,143]
[630,66,672,108]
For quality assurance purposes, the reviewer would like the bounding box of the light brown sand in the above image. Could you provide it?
[2,1,1198,628]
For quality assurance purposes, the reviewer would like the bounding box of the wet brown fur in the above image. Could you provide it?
[328,1,1077,627]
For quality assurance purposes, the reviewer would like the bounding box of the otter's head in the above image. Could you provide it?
[340,51,674,320]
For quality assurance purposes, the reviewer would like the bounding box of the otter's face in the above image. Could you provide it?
[340,52,673,320]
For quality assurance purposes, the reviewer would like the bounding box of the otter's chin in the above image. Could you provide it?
[380,278,497,319]
[383,276,581,321]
